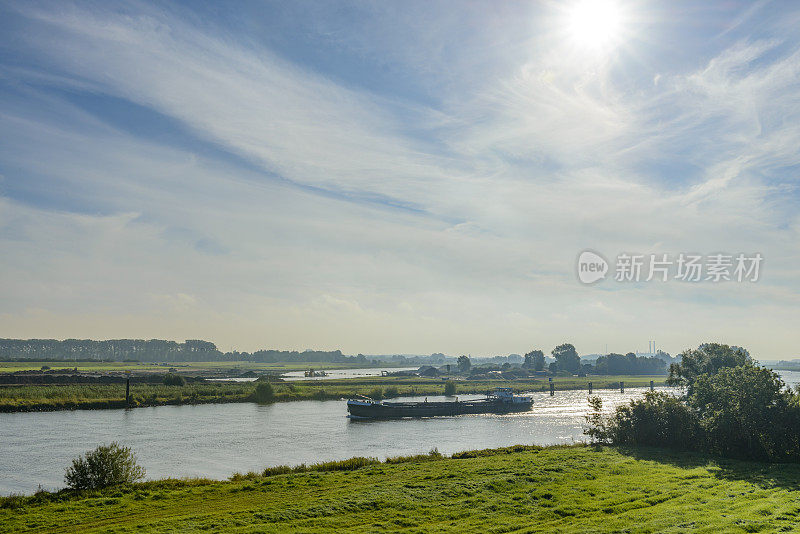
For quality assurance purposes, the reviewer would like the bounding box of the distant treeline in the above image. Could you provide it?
[593,353,666,375]
[0,339,357,364]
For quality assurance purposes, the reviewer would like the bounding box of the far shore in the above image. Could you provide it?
[0,375,669,413]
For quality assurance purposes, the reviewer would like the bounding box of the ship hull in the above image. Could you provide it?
[347,399,532,419]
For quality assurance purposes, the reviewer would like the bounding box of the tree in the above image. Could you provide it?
[523,350,545,371]
[457,355,471,374]
[65,442,146,490]
[690,365,798,461]
[552,344,580,374]
[667,343,751,393]
[533,351,545,371]
[444,380,457,396]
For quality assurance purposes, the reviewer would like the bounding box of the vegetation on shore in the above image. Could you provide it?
[589,343,800,463]
[4,445,800,533]
[0,375,666,413]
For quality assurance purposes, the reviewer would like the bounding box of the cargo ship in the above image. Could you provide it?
[346,388,532,419]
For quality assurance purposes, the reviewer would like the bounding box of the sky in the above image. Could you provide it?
[0,0,798,358]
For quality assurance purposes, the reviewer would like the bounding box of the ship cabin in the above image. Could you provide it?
[489,388,531,404]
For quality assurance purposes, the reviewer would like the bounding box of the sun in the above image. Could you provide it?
[565,0,625,52]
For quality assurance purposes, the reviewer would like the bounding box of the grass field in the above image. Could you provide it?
[0,375,666,412]
[2,445,799,533]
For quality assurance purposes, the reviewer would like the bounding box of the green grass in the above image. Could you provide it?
[0,375,666,412]
[3,445,800,532]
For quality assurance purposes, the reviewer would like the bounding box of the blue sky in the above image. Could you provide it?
[0,0,798,358]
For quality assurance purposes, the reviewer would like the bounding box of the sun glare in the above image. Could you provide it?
[566,0,625,52]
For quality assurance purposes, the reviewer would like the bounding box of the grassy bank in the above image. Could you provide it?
[0,375,666,412]
[3,445,799,532]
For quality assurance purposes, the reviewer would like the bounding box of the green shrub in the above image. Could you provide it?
[444,380,456,396]
[163,373,185,386]
[452,444,543,459]
[262,465,294,476]
[601,392,702,451]
[384,386,399,398]
[262,457,381,477]
[252,382,275,403]
[367,387,383,401]
[64,442,146,490]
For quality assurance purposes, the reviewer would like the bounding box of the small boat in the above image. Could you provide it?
[347,388,532,419]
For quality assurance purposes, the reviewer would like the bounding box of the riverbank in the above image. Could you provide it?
[0,359,404,375]
[2,445,797,532]
[0,375,666,412]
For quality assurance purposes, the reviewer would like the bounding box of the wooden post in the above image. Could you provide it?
[620,381,624,393]
[588,382,592,395]
[550,382,554,396]
[125,377,130,407]
[650,380,654,391]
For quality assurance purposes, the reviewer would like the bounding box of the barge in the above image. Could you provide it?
[347,388,532,419]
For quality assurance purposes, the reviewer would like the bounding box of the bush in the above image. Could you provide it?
[444,380,456,396]
[252,382,275,403]
[366,387,383,401]
[163,373,185,386]
[65,442,146,490]
[589,347,800,462]
[384,386,399,398]
[597,392,702,451]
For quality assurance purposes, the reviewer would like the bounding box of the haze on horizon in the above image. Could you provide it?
[1,1,799,359]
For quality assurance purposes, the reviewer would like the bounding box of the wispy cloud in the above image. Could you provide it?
[0,0,799,357]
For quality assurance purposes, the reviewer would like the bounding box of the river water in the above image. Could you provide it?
[2,370,796,495]
[206,367,420,383]
[280,366,418,381]
[0,387,670,494]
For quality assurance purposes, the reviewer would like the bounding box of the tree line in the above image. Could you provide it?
[0,338,354,364]
[519,343,667,375]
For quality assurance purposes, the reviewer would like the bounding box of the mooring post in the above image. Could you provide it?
[650,380,654,392]
[125,377,130,407]
[588,382,593,395]
[550,382,554,396]
[620,381,624,393]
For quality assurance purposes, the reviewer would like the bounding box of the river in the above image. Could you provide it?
[205,367,420,382]
[2,369,797,495]
[0,386,669,494]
